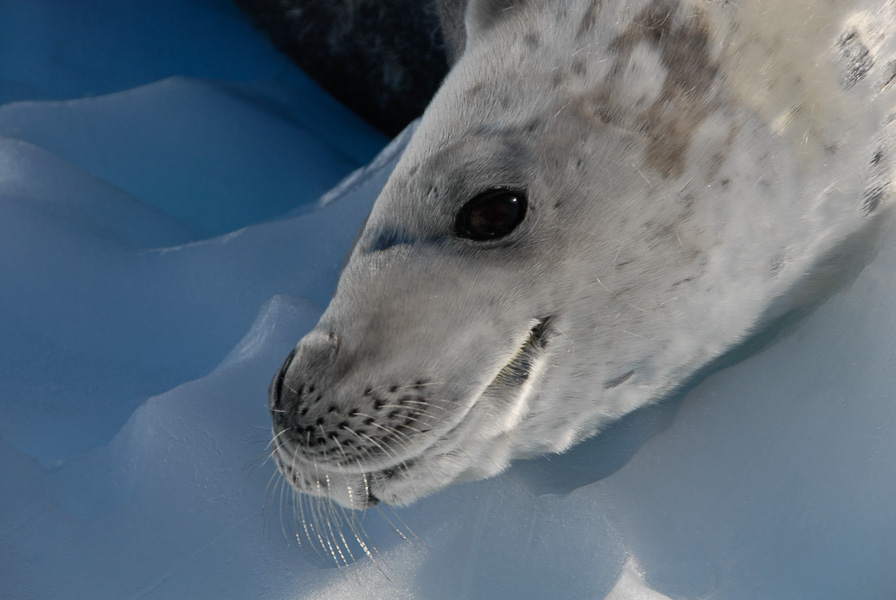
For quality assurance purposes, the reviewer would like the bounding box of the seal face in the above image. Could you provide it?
[270,0,896,509]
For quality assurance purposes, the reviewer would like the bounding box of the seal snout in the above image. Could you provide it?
[269,325,439,473]
[269,327,340,418]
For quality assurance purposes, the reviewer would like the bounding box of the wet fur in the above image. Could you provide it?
[270,0,896,509]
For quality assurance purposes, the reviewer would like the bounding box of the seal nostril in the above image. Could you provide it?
[269,346,298,409]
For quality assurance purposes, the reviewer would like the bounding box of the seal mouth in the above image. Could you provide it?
[415,315,554,449]
[482,316,554,394]
[272,447,383,508]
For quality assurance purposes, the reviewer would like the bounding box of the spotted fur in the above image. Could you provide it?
[271,0,896,509]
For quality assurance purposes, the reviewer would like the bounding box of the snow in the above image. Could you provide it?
[1,1,894,599]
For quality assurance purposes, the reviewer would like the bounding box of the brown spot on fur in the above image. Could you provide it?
[524,31,541,49]
[838,29,873,91]
[603,370,634,389]
[552,71,565,88]
[706,125,739,183]
[523,117,543,133]
[609,0,719,178]
[863,186,884,214]
[466,81,485,99]
[883,60,896,90]
[576,0,603,40]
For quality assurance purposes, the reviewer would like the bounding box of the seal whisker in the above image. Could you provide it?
[263,444,281,464]
[339,502,393,578]
[314,437,362,568]
[352,520,393,579]
[326,470,392,575]
[365,380,442,395]
[301,494,331,561]
[350,419,432,472]
[380,399,454,416]
[376,407,449,433]
[378,402,448,417]
[323,491,358,567]
[343,429,406,466]
[345,470,393,571]
[330,505,366,565]
[308,464,340,568]
[264,466,291,542]
[279,478,300,545]
[344,425,415,469]
[314,475,347,568]
[340,428,426,501]
[265,428,291,455]
[354,412,431,439]
[315,483,392,577]
[289,455,321,557]
[304,455,339,564]
[375,504,428,555]
[296,492,323,559]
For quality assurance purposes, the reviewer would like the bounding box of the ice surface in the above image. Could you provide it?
[1,1,895,599]
[0,0,306,104]
[0,78,385,235]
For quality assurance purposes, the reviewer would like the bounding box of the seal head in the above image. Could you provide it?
[270,0,895,508]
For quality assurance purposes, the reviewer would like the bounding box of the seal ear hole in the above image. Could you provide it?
[369,229,417,253]
[454,188,527,241]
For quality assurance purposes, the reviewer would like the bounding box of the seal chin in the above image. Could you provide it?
[272,442,383,508]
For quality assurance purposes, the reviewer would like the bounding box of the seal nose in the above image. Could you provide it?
[269,346,297,410]
[269,328,340,414]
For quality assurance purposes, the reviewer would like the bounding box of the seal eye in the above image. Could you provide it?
[454,188,527,241]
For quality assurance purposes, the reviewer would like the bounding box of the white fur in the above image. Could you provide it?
[271,0,896,508]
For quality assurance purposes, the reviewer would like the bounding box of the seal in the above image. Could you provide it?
[269,0,896,510]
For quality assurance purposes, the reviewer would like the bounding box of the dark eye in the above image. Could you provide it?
[454,188,527,241]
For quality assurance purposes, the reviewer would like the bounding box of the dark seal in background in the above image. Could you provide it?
[234,0,454,136]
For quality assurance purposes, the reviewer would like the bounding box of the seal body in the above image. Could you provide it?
[270,0,896,509]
